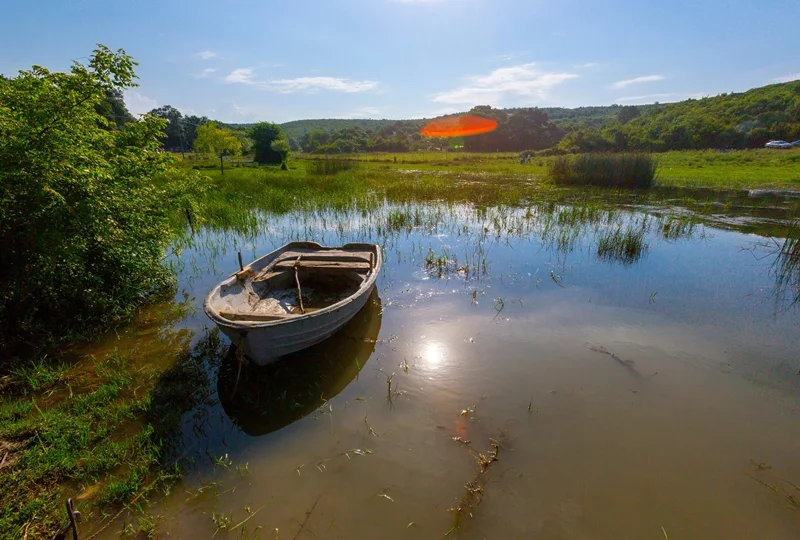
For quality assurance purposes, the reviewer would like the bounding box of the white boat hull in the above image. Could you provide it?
[204,242,381,366]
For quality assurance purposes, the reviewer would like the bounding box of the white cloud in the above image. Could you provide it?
[195,68,217,79]
[196,50,219,60]
[575,62,599,69]
[611,75,664,89]
[433,63,578,106]
[124,90,157,115]
[269,77,378,93]
[614,93,672,104]
[225,67,256,84]
[770,73,800,83]
[224,68,377,93]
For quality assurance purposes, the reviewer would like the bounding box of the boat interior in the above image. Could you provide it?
[213,248,376,322]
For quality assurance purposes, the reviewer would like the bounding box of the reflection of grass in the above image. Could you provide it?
[597,225,649,266]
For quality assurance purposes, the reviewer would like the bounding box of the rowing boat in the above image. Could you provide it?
[204,241,382,365]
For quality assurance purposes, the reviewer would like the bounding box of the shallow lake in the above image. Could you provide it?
[86,187,800,539]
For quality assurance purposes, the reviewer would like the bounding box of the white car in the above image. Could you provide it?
[792,140,800,147]
[765,140,793,149]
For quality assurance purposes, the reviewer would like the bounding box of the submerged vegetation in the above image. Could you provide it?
[549,153,658,188]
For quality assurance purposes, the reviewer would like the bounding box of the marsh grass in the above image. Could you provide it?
[550,153,658,188]
[597,225,650,265]
[305,157,357,175]
[775,221,800,304]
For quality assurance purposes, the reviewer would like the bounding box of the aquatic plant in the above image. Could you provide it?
[549,153,658,188]
[306,157,357,175]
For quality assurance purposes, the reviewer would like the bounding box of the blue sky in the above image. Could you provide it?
[1,0,798,123]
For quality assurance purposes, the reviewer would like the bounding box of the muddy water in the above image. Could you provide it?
[88,191,799,539]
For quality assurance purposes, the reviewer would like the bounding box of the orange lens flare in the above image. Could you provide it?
[420,114,498,138]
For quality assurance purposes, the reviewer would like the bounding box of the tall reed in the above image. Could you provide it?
[549,153,658,188]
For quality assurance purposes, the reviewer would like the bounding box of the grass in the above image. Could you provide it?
[775,220,800,304]
[0,329,226,539]
[550,153,658,188]
[305,157,358,175]
[597,224,650,265]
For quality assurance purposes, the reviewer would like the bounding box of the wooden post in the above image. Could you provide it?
[238,251,244,272]
[369,252,374,271]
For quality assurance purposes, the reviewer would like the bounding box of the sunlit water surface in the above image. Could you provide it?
[85,190,800,539]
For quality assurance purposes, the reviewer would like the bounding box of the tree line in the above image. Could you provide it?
[141,80,800,159]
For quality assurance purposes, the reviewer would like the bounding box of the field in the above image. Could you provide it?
[293,148,800,190]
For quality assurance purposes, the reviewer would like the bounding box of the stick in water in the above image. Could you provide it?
[293,255,305,314]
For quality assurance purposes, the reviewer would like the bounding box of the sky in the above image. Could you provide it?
[1,0,798,123]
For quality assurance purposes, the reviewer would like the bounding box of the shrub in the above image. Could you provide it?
[0,45,205,359]
[549,153,658,188]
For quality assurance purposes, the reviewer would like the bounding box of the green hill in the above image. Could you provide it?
[216,81,800,153]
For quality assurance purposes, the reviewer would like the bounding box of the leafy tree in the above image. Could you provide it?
[148,104,186,151]
[250,122,285,164]
[194,122,242,173]
[617,105,640,124]
[96,88,134,128]
[270,138,291,167]
[0,45,207,357]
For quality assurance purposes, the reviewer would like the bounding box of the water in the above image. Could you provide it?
[84,189,800,539]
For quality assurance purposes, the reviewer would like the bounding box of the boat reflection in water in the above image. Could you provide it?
[217,290,382,436]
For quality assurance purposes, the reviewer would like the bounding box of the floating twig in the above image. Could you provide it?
[292,495,321,540]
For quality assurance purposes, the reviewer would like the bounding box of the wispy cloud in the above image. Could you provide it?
[433,63,578,106]
[195,68,217,79]
[574,62,599,69]
[393,0,451,3]
[270,77,378,93]
[611,74,664,89]
[339,107,382,119]
[224,68,378,93]
[124,90,157,115]
[614,93,672,104]
[196,50,219,61]
[770,73,800,83]
[225,67,255,84]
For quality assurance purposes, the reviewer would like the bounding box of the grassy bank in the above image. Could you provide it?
[0,328,226,539]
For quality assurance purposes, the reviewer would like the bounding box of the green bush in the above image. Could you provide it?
[0,45,206,359]
[549,153,658,188]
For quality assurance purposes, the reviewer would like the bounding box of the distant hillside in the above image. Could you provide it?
[558,81,800,152]
[537,104,664,129]
[222,81,800,154]
[276,105,669,139]
[280,119,401,140]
